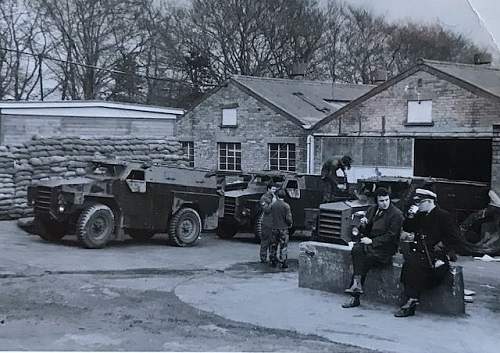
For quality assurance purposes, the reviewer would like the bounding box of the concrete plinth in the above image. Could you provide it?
[298,241,465,315]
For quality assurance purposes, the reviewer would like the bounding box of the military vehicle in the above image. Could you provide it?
[216,171,328,240]
[27,160,221,248]
[315,176,489,245]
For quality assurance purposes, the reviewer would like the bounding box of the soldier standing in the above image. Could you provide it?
[269,189,293,269]
[320,155,352,202]
[258,183,277,263]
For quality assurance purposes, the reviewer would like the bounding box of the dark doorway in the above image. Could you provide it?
[414,138,491,182]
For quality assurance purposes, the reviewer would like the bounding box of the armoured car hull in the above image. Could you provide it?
[28,160,221,248]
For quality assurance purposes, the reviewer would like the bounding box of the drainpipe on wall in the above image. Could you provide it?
[306,134,315,174]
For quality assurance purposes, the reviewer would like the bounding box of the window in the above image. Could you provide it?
[218,142,241,171]
[222,108,237,126]
[126,170,145,181]
[181,141,194,167]
[269,143,296,171]
[407,100,433,124]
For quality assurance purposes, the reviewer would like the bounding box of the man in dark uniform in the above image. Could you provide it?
[395,188,459,317]
[342,187,404,308]
[258,183,277,263]
[269,189,293,269]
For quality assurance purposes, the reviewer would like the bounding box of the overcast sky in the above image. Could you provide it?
[342,0,500,60]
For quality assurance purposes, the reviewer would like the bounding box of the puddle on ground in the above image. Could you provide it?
[225,259,299,273]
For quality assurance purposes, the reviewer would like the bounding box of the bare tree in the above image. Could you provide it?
[173,0,327,87]
[334,6,394,84]
[387,22,489,73]
[317,0,346,81]
[0,0,49,100]
[33,0,145,100]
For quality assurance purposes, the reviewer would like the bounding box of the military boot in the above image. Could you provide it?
[394,298,419,317]
[342,295,360,308]
[344,275,364,295]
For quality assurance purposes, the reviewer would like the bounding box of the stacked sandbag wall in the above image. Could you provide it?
[0,136,187,220]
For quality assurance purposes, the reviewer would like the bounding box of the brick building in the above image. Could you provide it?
[312,59,500,186]
[176,75,373,173]
[0,101,184,145]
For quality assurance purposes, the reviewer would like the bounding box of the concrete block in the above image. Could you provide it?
[298,241,465,315]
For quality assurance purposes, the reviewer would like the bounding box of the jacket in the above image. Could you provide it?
[259,191,275,227]
[362,203,404,262]
[402,205,459,266]
[270,198,293,229]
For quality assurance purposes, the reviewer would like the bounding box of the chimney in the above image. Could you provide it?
[290,62,307,80]
[372,69,387,85]
[474,53,492,65]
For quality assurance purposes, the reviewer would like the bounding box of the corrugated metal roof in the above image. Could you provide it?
[423,59,500,98]
[231,75,374,127]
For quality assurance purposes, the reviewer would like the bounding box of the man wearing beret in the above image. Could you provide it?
[395,187,459,317]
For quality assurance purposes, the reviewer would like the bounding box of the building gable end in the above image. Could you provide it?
[313,62,500,131]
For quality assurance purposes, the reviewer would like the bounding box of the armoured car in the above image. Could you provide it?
[27,160,221,248]
[216,171,329,240]
[316,176,489,245]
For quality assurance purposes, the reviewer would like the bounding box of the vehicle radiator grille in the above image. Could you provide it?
[34,186,53,212]
[224,197,236,216]
[318,209,342,239]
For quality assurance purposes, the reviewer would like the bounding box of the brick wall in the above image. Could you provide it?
[318,70,500,136]
[0,136,185,220]
[177,82,308,172]
[314,69,500,182]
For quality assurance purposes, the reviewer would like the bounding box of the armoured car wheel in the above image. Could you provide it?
[77,204,115,249]
[169,207,201,247]
[216,218,238,239]
[127,229,155,241]
[37,218,66,242]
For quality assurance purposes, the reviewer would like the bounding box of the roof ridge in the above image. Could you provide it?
[422,58,500,72]
[231,75,374,87]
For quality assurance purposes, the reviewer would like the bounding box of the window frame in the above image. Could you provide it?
[221,107,238,127]
[268,143,296,171]
[181,141,195,168]
[406,100,434,126]
[218,142,242,171]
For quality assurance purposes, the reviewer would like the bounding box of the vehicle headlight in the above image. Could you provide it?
[351,227,359,237]
[57,194,66,213]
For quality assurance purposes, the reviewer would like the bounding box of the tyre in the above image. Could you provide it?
[216,218,238,239]
[127,229,155,241]
[168,207,202,247]
[77,204,115,249]
[37,218,66,242]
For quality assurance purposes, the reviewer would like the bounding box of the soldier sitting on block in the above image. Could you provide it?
[395,187,459,317]
[342,187,404,308]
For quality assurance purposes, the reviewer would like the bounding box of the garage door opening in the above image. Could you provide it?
[414,138,491,182]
